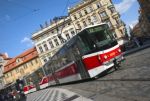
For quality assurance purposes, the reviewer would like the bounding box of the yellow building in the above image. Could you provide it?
[3,47,42,85]
[68,0,126,45]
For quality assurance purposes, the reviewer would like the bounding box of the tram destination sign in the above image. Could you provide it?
[87,26,104,34]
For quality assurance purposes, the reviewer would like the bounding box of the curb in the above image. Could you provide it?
[123,44,150,56]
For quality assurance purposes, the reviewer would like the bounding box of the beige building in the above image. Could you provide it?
[32,17,77,65]
[3,47,42,85]
[32,0,126,65]
[68,0,126,44]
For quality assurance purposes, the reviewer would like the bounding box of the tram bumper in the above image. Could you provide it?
[103,54,124,69]
[112,54,125,70]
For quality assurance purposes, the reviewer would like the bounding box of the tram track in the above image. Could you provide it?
[96,78,150,82]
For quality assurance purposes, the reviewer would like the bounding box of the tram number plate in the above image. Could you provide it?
[110,52,115,57]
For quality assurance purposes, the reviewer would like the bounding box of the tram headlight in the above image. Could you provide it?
[104,55,108,59]
[118,49,121,52]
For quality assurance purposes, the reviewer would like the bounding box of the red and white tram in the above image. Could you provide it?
[33,23,124,90]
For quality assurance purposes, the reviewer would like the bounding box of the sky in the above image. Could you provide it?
[0,0,139,57]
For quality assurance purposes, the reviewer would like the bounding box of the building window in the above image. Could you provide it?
[115,17,122,26]
[96,2,102,9]
[120,29,124,35]
[79,12,82,17]
[66,34,70,40]
[73,15,77,20]
[10,72,12,76]
[31,61,33,66]
[109,7,116,13]
[59,38,65,44]
[16,58,22,63]
[24,64,27,69]
[92,15,98,23]
[88,18,92,24]
[83,21,87,27]
[20,68,24,74]
[16,68,19,73]
[39,46,43,53]
[54,39,59,46]
[104,20,113,28]
[113,32,117,38]
[44,58,47,63]
[0,57,3,62]
[44,44,48,51]
[77,23,81,29]
[49,41,54,48]
[5,74,9,78]
[87,6,93,13]
[68,23,71,25]
[99,11,107,18]
[35,59,38,64]
[71,30,75,36]
[84,9,88,15]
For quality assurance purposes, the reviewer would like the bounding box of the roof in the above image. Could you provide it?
[4,47,38,73]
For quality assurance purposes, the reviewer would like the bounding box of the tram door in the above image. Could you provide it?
[70,43,90,79]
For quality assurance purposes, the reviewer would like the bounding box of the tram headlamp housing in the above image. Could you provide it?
[118,49,121,52]
[104,55,108,59]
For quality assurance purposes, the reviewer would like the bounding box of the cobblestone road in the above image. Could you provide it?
[26,47,150,101]
[61,47,150,101]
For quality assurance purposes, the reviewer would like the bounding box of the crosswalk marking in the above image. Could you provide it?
[26,88,93,101]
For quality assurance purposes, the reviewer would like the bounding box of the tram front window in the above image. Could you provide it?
[79,24,117,55]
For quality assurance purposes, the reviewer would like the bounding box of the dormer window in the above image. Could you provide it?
[16,58,22,63]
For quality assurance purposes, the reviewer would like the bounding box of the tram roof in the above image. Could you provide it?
[44,23,107,67]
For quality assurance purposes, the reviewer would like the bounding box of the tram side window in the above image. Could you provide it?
[60,49,73,67]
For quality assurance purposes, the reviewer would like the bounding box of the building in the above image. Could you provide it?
[3,47,42,85]
[138,0,150,37]
[32,0,126,65]
[0,53,11,89]
[130,23,142,38]
[32,17,76,65]
[68,0,126,44]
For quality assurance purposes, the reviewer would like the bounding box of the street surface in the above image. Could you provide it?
[26,47,150,101]
[26,88,92,101]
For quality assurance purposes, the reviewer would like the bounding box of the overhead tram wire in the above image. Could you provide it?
[0,9,39,26]
[55,0,70,41]
[0,0,40,25]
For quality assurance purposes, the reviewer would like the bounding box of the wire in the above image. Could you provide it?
[61,0,70,15]
[0,0,40,24]
[4,0,35,11]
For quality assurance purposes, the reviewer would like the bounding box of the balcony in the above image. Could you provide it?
[116,22,124,28]
[112,12,120,18]
[101,15,109,21]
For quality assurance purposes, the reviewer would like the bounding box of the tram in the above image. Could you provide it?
[39,23,124,89]
[23,68,45,94]
[26,23,124,92]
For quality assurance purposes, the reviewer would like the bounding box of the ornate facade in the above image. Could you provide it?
[3,47,42,85]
